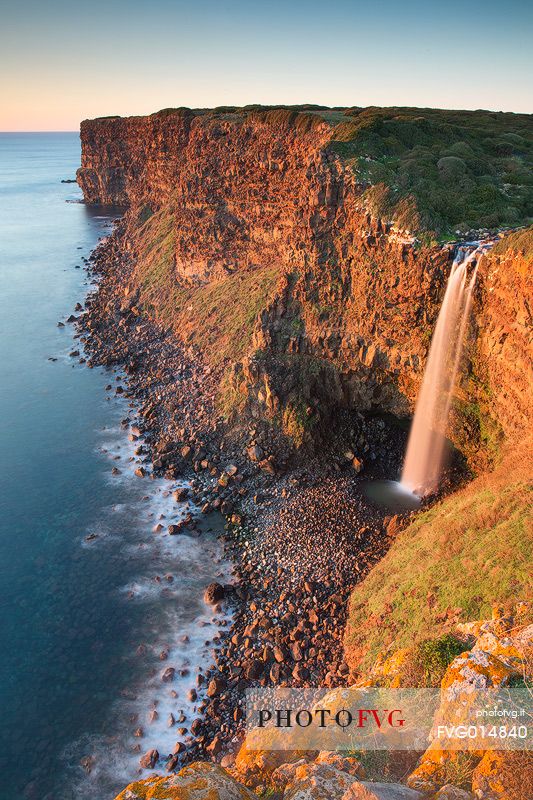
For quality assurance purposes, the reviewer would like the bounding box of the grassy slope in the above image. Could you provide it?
[344,442,532,671]
[133,204,280,366]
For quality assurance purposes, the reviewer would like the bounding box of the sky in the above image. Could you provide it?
[1,0,532,130]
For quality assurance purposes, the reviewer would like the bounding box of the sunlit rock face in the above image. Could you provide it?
[78,109,532,460]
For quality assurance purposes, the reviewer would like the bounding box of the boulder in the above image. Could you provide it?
[408,621,532,793]
[352,456,363,473]
[204,582,225,605]
[139,749,159,769]
[168,524,183,535]
[281,763,361,799]
[114,761,255,799]
[315,751,363,777]
[247,444,264,462]
[441,649,518,690]
[207,676,226,697]
[161,667,175,683]
[232,738,316,788]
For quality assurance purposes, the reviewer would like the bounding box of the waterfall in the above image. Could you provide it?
[400,248,479,497]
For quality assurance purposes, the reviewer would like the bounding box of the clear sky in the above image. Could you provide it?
[1,0,532,130]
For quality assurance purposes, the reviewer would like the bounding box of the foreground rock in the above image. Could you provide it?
[115,761,255,799]
[407,613,532,795]
[115,759,426,800]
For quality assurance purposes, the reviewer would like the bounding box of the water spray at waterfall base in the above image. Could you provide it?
[364,246,482,511]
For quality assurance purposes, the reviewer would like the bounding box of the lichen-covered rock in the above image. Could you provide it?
[270,758,308,791]
[269,752,364,792]
[406,741,468,793]
[367,648,411,687]
[232,738,316,788]
[315,750,364,777]
[281,762,361,799]
[471,751,533,800]
[114,761,255,799]
[407,618,532,794]
[474,623,533,672]
[441,649,516,691]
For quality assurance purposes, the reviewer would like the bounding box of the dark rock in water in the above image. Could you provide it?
[167,524,182,535]
[57,321,65,328]
[190,718,203,735]
[61,178,77,183]
[165,753,180,772]
[139,749,159,769]
[66,314,78,323]
[173,487,189,501]
[161,667,175,683]
[135,467,146,478]
[79,755,95,774]
[204,582,225,605]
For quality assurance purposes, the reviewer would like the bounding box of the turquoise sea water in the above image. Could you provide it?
[0,134,228,799]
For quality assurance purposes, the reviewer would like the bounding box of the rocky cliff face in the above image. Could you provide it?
[77,107,532,461]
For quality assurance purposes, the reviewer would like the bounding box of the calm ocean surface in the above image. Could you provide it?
[0,133,228,799]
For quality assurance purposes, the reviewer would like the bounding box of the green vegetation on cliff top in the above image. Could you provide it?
[329,107,533,239]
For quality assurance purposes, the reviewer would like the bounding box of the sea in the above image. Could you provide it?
[0,132,229,799]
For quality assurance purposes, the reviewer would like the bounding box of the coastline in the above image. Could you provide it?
[75,221,422,772]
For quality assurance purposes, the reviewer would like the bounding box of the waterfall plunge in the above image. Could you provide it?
[400,249,479,497]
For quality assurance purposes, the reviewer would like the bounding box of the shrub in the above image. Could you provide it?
[410,634,466,686]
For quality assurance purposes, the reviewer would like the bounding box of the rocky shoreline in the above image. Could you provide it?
[73,222,440,775]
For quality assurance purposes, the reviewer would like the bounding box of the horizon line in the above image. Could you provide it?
[1,100,532,133]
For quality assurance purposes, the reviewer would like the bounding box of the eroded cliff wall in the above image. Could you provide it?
[78,108,532,461]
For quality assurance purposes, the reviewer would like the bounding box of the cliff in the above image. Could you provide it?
[78,106,532,463]
[77,106,533,800]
